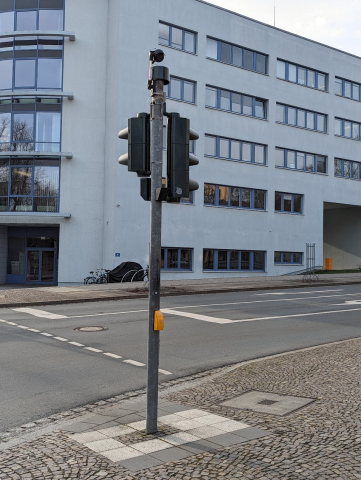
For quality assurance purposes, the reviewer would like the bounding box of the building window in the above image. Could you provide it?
[274,252,303,264]
[275,192,303,214]
[0,156,60,212]
[205,134,266,165]
[206,37,267,74]
[180,191,194,204]
[335,77,360,101]
[159,22,196,54]
[161,247,192,270]
[0,97,62,152]
[206,85,267,119]
[204,183,266,210]
[0,3,64,33]
[334,158,361,180]
[335,117,361,140]
[275,148,326,174]
[276,59,327,91]
[165,76,196,103]
[203,249,265,271]
[276,103,326,133]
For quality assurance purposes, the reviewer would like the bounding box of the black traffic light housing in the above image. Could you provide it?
[166,113,199,202]
[118,113,150,177]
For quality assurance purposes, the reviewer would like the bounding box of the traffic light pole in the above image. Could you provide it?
[146,77,164,434]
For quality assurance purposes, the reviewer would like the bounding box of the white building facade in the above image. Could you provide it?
[1,0,361,285]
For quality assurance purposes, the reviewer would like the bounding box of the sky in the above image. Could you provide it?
[207,0,361,56]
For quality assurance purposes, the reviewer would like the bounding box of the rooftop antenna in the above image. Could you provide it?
[274,0,276,27]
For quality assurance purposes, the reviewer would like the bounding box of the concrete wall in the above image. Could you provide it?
[324,207,361,269]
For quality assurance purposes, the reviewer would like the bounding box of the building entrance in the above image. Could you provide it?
[7,227,59,285]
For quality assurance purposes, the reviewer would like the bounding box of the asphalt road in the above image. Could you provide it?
[1,284,361,432]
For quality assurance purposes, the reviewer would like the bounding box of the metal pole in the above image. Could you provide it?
[146,78,164,434]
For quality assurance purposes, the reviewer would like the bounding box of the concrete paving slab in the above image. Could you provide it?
[118,454,164,472]
[149,446,194,462]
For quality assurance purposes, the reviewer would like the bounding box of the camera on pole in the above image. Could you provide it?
[118,113,151,177]
[166,112,199,202]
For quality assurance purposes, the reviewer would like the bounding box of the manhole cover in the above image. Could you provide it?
[75,326,108,332]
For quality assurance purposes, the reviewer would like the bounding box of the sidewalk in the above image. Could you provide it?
[1,273,361,308]
[0,337,360,479]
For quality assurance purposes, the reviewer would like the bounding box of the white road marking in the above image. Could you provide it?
[123,359,146,367]
[40,332,53,336]
[53,337,68,342]
[232,307,361,323]
[70,309,148,319]
[84,347,103,353]
[7,321,17,325]
[28,328,40,332]
[68,341,84,347]
[333,300,361,305]
[162,308,233,324]
[103,352,122,359]
[256,289,343,295]
[158,369,173,375]
[13,308,68,319]
[17,325,29,329]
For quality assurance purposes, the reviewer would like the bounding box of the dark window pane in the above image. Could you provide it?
[244,49,253,70]
[184,31,195,53]
[0,112,11,143]
[0,11,14,33]
[0,197,7,211]
[241,251,250,270]
[167,249,178,269]
[284,193,292,212]
[306,154,314,171]
[205,136,216,156]
[230,187,239,207]
[15,59,36,87]
[294,195,302,213]
[180,249,191,269]
[243,95,252,115]
[16,11,36,31]
[33,196,58,212]
[204,183,215,204]
[183,81,194,103]
[203,249,214,269]
[230,251,239,269]
[352,123,360,140]
[256,54,266,73]
[218,185,229,205]
[283,252,292,263]
[39,9,63,30]
[253,252,265,270]
[171,27,182,49]
[34,165,59,196]
[274,252,282,263]
[0,164,9,196]
[219,138,229,158]
[316,156,326,173]
[344,161,351,177]
[275,192,282,211]
[159,23,169,45]
[220,90,230,110]
[13,113,34,143]
[8,236,25,274]
[9,196,32,211]
[161,248,165,269]
[242,189,250,208]
[220,42,231,63]
[233,46,242,66]
[218,250,227,269]
[352,162,359,179]
[11,166,32,195]
[334,159,342,176]
[37,58,62,89]
[293,253,302,263]
[0,59,12,90]
[254,190,265,209]
[298,67,306,85]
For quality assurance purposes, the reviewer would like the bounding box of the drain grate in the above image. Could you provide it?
[75,326,108,332]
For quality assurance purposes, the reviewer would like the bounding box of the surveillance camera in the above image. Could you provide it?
[150,49,165,64]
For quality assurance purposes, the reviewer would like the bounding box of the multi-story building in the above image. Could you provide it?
[1,0,361,285]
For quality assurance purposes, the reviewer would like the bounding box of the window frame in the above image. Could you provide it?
[161,247,193,271]
[206,36,268,75]
[275,191,303,214]
[276,103,327,133]
[334,158,361,180]
[335,77,361,102]
[203,249,266,272]
[204,183,266,211]
[275,147,327,174]
[205,134,266,165]
[276,59,328,92]
[166,75,196,104]
[274,252,303,265]
[158,21,197,54]
[335,117,361,141]
[206,85,267,119]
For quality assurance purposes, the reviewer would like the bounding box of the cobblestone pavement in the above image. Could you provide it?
[0,338,360,479]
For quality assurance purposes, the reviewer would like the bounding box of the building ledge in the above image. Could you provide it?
[0,151,73,159]
[0,30,75,41]
[0,90,74,100]
[0,212,71,218]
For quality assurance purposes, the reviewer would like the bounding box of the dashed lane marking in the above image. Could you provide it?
[255,289,343,295]
[0,319,171,375]
[13,308,68,319]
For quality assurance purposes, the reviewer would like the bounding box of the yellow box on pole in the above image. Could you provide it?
[325,258,332,270]
[154,310,164,331]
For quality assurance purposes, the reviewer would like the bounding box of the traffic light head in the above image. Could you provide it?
[118,113,150,177]
[166,113,199,202]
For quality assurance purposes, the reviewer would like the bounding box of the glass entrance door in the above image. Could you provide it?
[25,249,56,285]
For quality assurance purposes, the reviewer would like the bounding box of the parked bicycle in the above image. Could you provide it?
[121,265,149,283]
[84,268,110,284]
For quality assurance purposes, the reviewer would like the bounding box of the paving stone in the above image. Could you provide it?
[206,432,249,447]
[149,446,195,462]
[60,422,95,433]
[131,439,172,454]
[180,439,220,454]
[116,413,146,425]
[84,438,125,453]
[232,427,270,440]
[82,415,117,425]
[118,454,163,472]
